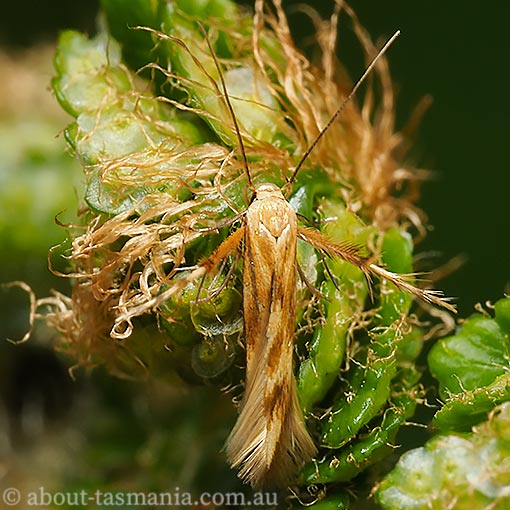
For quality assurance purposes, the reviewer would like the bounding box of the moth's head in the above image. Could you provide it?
[253,182,284,202]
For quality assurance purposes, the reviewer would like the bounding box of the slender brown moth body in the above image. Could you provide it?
[113,25,456,489]
[225,183,316,488]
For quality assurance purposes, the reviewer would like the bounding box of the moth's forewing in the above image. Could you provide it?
[226,185,316,488]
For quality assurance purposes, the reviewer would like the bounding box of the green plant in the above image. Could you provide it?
[37,0,510,508]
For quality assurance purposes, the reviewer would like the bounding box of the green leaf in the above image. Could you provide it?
[376,402,510,510]
[428,298,510,431]
[53,30,207,215]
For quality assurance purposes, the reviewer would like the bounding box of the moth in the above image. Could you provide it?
[202,30,455,489]
[113,28,455,489]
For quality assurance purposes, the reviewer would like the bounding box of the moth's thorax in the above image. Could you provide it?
[249,183,296,239]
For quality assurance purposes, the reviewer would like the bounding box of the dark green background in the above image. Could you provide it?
[343,2,510,317]
[1,0,508,314]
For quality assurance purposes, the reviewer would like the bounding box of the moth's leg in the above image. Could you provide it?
[195,248,242,303]
[318,244,375,301]
[297,225,455,313]
[320,253,341,292]
[198,224,245,273]
[298,226,368,268]
[296,262,328,301]
[112,225,246,339]
[179,223,246,301]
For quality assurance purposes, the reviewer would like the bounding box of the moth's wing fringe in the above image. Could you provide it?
[225,330,317,489]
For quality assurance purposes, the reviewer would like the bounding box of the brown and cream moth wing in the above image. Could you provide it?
[225,183,317,488]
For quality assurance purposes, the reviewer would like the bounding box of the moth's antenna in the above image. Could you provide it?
[287,30,401,187]
[199,24,254,191]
